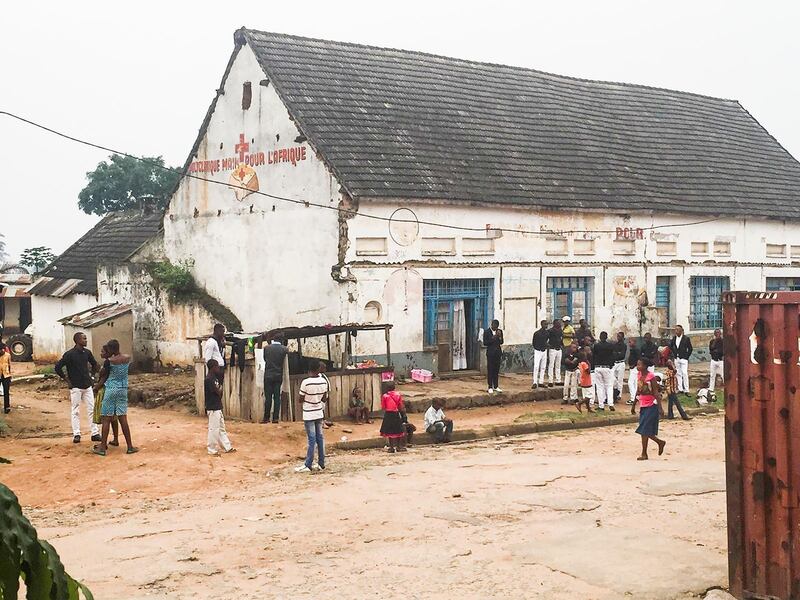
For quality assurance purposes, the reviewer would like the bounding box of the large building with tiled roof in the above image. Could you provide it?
[111,28,800,374]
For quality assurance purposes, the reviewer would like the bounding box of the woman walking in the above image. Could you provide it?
[630,358,666,460]
[92,339,138,456]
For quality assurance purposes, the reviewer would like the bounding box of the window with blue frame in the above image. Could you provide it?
[689,276,729,329]
[423,279,494,347]
[546,277,593,323]
[766,277,800,291]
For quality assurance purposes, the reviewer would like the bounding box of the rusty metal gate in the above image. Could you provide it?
[723,291,800,599]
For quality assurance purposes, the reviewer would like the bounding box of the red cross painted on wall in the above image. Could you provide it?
[235,133,250,163]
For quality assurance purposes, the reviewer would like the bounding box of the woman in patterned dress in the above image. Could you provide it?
[92,339,138,456]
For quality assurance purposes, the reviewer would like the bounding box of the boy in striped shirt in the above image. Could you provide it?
[295,361,329,473]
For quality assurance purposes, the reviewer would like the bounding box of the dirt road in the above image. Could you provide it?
[13,413,727,600]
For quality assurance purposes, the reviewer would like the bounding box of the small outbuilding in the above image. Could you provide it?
[60,303,134,360]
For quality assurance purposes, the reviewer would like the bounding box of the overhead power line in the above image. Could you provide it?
[0,110,720,235]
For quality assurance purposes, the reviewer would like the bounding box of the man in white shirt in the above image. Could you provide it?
[424,399,453,443]
[295,360,329,472]
[203,324,227,381]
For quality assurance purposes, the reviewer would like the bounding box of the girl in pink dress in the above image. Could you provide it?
[631,358,666,460]
[380,381,407,453]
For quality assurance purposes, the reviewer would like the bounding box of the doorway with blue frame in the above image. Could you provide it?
[423,279,494,373]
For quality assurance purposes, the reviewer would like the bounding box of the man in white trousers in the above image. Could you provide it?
[611,331,627,403]
[205,359,234,455]
[54,332,100,444]
[531,320,549,389]
[708,329,724,391]
[625,338,640,404]
[669,325,693,394]
[546,319,564,386]
[592,332,617,411]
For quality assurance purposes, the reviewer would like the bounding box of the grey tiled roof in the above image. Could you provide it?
[242,29,800,219]
[29,210,162,296]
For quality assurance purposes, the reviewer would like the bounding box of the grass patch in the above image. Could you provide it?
[514,408,626,423]
[35,365,55,375]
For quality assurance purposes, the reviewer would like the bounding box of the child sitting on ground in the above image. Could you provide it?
[348,386,372,424]
[380,381,407,452]
[424,399,454,443]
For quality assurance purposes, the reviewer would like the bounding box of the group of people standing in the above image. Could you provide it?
[54,332,137,456]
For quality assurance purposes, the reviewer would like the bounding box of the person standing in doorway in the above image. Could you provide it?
[204,324,227,382]
[0,341,11,414]
[562,343,580,405]
[546,320,563,387]
[92,339,137,456]
[592,332,616,411]
[55,332,100,444]
[531,320,549,389]
[296,360,329,473]
[708,329,724,392]
[561,316,575,349]
[263,334,288,423]
[612,332,627,403]
[669,325,693,395]
[626,338,640,405]
[640,332,658,372]
[483,320,504,394]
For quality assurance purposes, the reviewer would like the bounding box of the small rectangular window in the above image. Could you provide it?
[422,238,456,256]
[462,238,495,256]
[791,245,800,258]
[612,239,636,256]
[656,241,677,256]
[691,242,709,256]
[713,241,731,256]
[573,239,595,255]
[767,243,787,258]
[355,237,387,256]
[690,276,730,329]
[545,237,568,256]
[242,82,252,110]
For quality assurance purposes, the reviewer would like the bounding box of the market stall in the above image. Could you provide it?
[191,323,393,422]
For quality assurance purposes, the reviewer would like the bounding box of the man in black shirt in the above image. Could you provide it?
[640,332,658,368]
[483,320,504,394]
[708,328,724,391]
[612,332,627,402]
[592,332,616,411]
[545,320,564,387]
[205,359,234,455]
[263,334,289,423]
[669,325,693,394]
[531,320,549,389]
[55,332,99,444]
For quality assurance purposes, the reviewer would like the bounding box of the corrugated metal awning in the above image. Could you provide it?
[28,277,82,298]
[59,302,133,328]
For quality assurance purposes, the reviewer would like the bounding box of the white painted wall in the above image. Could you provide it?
[30,293,96,362]
[344,201,800,356]
[163,43,345,334]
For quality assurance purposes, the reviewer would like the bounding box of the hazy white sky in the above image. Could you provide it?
[2,0,799,260]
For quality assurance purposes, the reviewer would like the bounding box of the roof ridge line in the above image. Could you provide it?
[242,27,740,104]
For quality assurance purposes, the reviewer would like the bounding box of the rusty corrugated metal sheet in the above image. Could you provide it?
[723,291,800,600]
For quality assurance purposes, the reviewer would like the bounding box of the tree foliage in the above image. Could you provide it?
[0,483,93,599]
[78,154,180,216]
[19,247,56,273]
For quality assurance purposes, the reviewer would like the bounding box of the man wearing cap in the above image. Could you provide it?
[561,316,575,350]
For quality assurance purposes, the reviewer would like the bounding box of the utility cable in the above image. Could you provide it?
[0,110,721,235]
